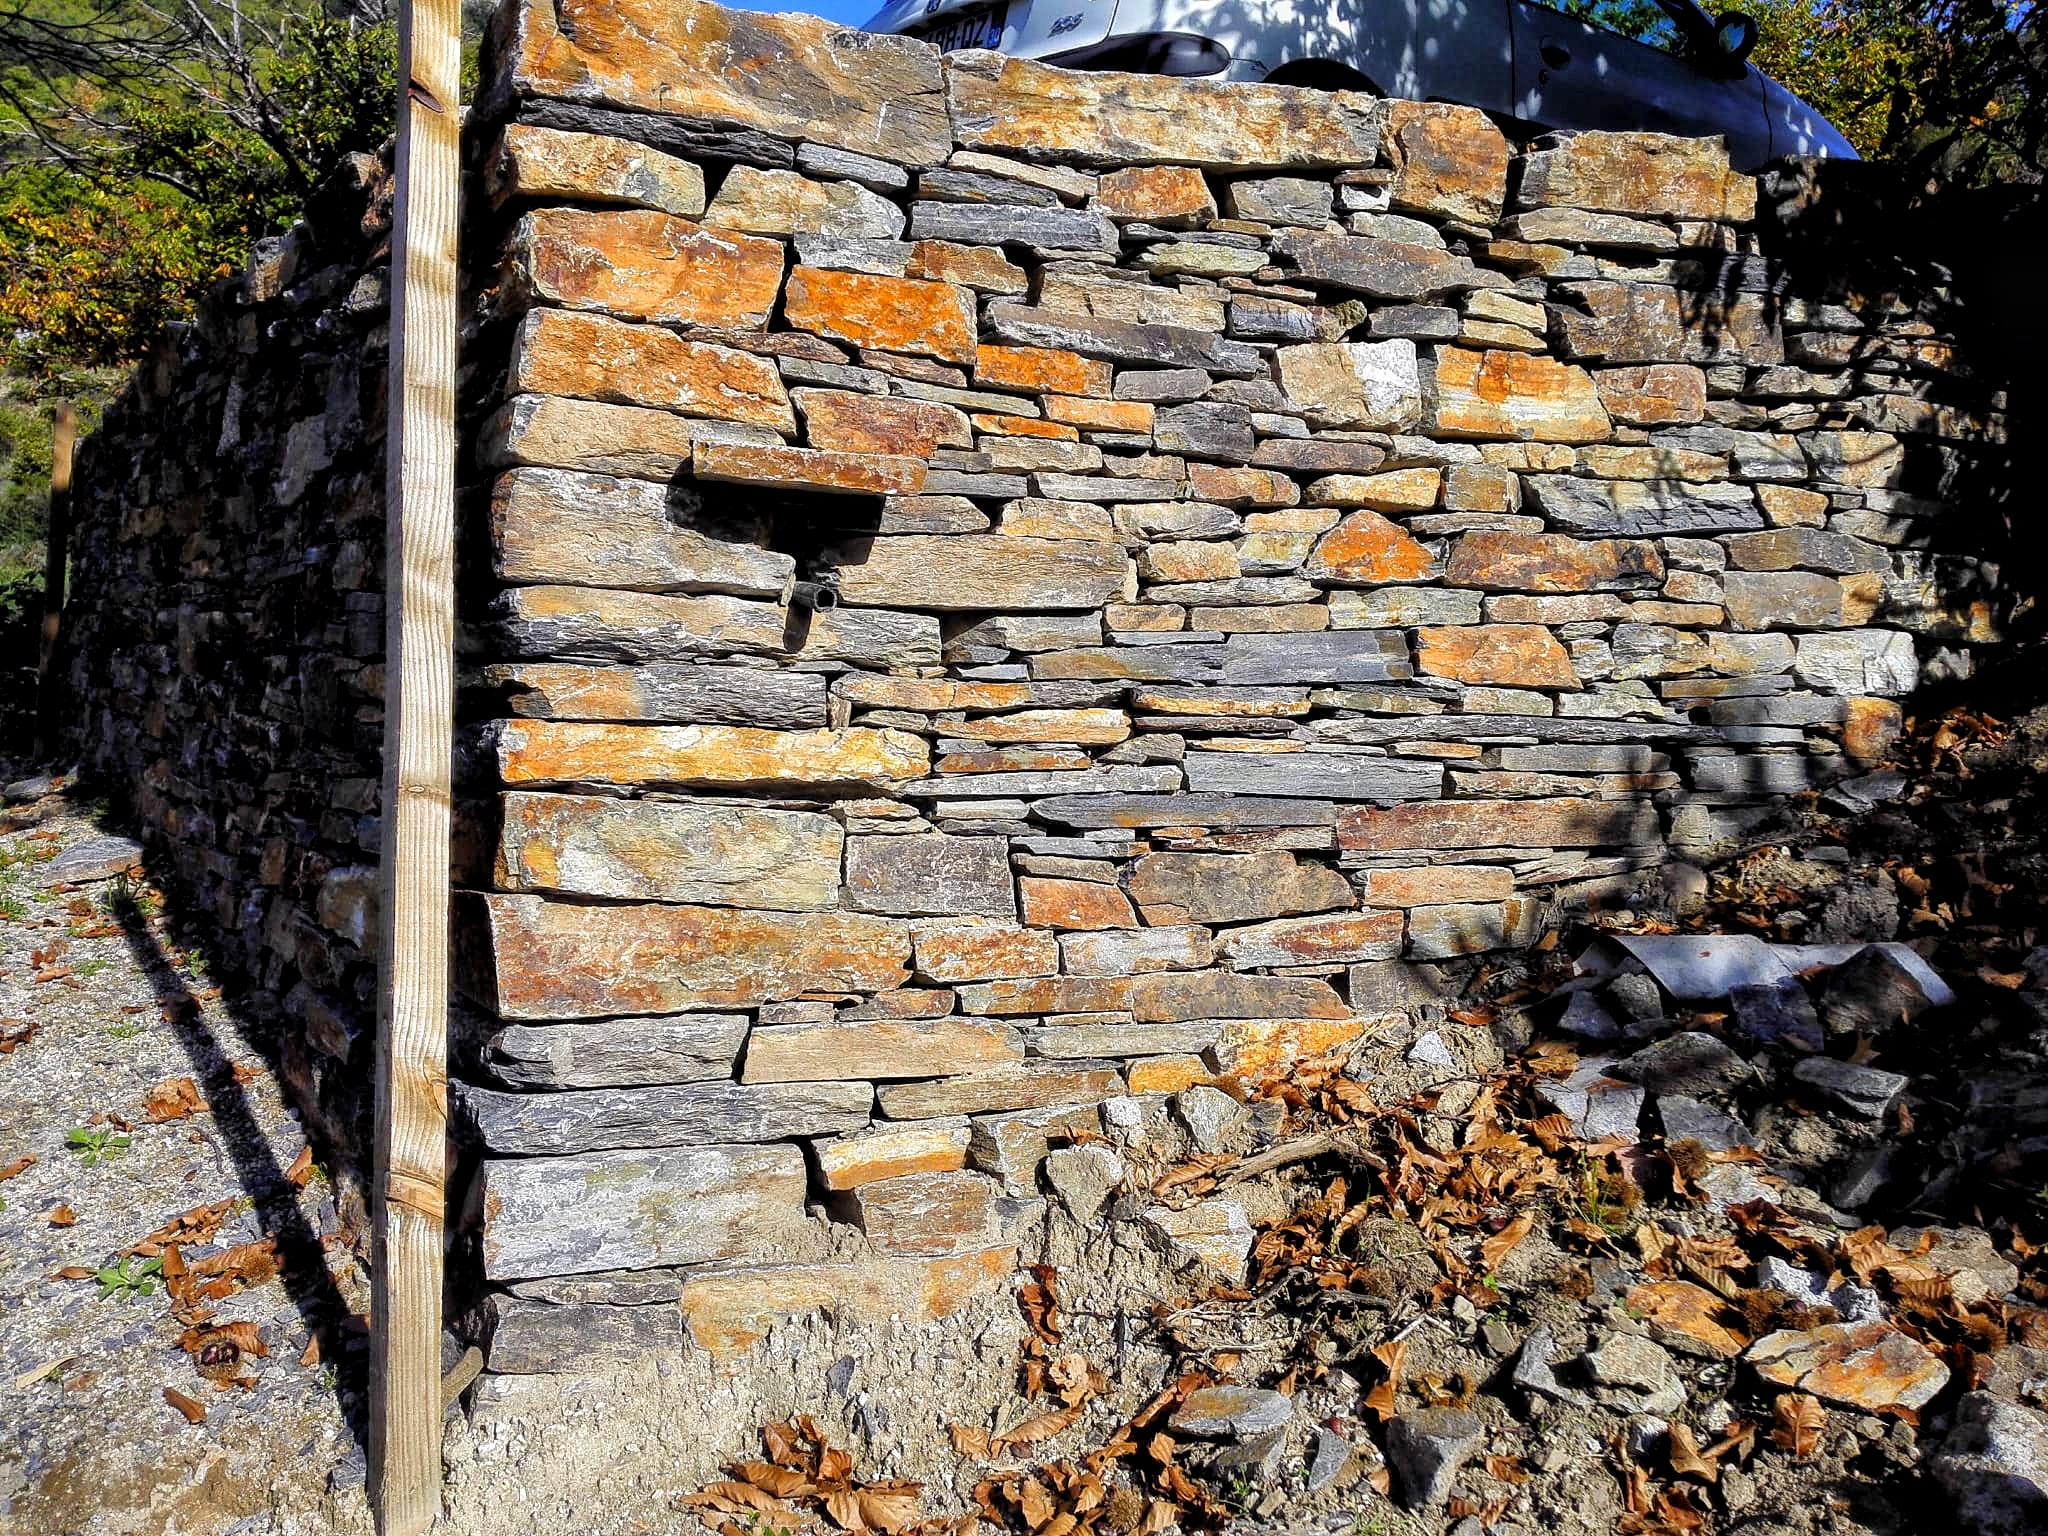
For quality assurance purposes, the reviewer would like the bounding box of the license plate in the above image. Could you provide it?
[915,3,1006,52]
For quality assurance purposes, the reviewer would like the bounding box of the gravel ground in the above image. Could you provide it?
[0,787,375,1536]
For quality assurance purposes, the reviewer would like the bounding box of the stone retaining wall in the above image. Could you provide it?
[61,151,397,1167]
[449,0,2008,1366]
[64,0,2012,1376]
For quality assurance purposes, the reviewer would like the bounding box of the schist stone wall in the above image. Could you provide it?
[65,0,2011,1371]
[61,151,397,1168]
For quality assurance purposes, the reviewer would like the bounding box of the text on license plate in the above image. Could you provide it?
[917,3,1007,52]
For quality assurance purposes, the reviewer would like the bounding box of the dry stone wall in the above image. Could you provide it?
[60,151,398,1168]
[453,0,2008,1369]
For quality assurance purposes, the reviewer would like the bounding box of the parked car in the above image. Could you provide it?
[862,0,1857,169]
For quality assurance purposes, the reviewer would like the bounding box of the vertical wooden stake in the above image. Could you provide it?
[372,0,459,1526]
[33,401,76,761]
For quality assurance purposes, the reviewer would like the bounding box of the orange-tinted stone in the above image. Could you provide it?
[1416,624,1578,687]
[975,344,1112,397]
[1746,1321,1948,1411]
[1305,469,1442,511]
[1445,531,1665,592]
[783,265,978,364]
[1843,697,1904,763]
[1517,131,1756,222]
[954,977,1135,1015]
[973,413,1079,440]
[468,892,911,1018]
[1125,1055,1218,1093]
[848,1170,1000,1256]
[508,207,785,327]
[1209,1017,1370,1079]
[907,240,1029,294]
[1338,798,1660,852]
[1188,464,1299,508]
[1432,347,1611,443]
[946,709,1132,745]
[693,441,926,496]
[816,1121,972,1191]
[486,122,706,216]
[496,0,952,166]
[837,677,1035,712]
[1133,972,1349,1023]
[795,389,971,456]
[507,309,797,432]
[1358,866,1515,907]
[1095,166,1218,225]
[912,921,1059,983]
[1302,509,1437,583]
[1382,100,1511,224]
[1594,364,1708,426]
[1045,395,1154,433]
[493,720,929,789]
[1020,877,1138,931]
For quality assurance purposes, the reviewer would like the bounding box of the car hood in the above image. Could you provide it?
[1763,76,1859,161]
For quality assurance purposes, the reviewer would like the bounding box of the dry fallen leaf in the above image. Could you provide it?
[1667,1423,1719,1483]
[15,1356,73,1390]
[285,1145,315,1186]
[993,1404,1084,1454]
[164,1386,207,1424]
[0,1153,34,1181]
[1770,1393,1826,1458]
[45,1204,77,1227]
[949,1423,991,1459]
[1479,1211,1534,1272]
[143,1077,207,1123]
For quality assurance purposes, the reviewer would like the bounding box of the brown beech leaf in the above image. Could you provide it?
[1771,1393,1825,1458]
[163,1386,206,1424]
[45,1204,77,1227]
[285,1146,315,1187]
[948,1423,991,1459]
[853,1487,925,1533]
[0,1154,34,1181]
[688,1481,789,1517]
[1667,1423,1719,1483]
[1479,1211,1534,1272]
[994,1403,1083,1453]
[733,1462,813,1499]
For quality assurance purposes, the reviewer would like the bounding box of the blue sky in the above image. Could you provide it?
[735,0,883,23]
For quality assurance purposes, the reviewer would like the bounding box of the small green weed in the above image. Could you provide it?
[65,1126,133,1165]
[104,1018,146,1039]
[95,1255,163,1301]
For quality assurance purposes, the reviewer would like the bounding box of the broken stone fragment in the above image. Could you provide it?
[1615,1031,1756,1097]
[1728,978,1824,1053]
[1929,1392,2048,1536]
[1042,1143,1126,1222]
[1385,1408,1484,1507]
[1534,1056,1646,1140]
[1792,1055,1908,1118]
[845,1170,1000,1256]
[1511,1326,1590,1407]
[1584,1332,1684,1414]
[1656,1095,1752,1153]
[1175,1085,1248,1155]
[1816,944,1938,1042]
[1746,1320,1949,1412]
[1887,1226,2021,1306]
[1142,1198,1255,1280]
[1169,1385,1296,1440]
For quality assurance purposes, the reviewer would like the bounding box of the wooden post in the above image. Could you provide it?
[371,0,460,1525]
[33,401,76,760]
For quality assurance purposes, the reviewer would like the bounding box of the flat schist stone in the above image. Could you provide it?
[486,1294,684,1374]
[490,466,795,597]
[497,791,843,910]
[455,1078,873,1155]
[479,1142,811,1280]
[482,1013,749,1090]
[494,0,953,167]
[483,663,830,729]
[1031,794,1338,829]
[490,719,929,791]
[832,534,1130,612]
[460,892,911,1019]
[741,1015,1024,1082]
[677,1245,1017,1355]
[1525,476,1763,535]
[1182,750,1444,801]
[945,49,1380,169]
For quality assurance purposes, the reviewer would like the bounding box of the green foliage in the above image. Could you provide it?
[65,1125,132,1165]
[95,1254,163,1300]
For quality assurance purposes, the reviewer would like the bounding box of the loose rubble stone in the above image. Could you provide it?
[1930,1393,2048,1536]
[1616,1031,1755,1096]
[1816,943,1937,1040]
[1386,1408,1484,1507]
[1747,1321,1950,1412]
[1793,1055,1909,1118]
[1175,1086,1248,1154]
[1043,1143,1126,1221]
[1143,1198,1255,1279]
[1535,1057,1646,1139]
[1170,1385,1296,1440]
[1513,1326,1591,1406]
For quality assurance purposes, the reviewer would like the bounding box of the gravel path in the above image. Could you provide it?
[0,786,375,1536]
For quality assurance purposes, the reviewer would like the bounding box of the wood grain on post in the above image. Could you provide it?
[372,0,460,1528]
[33,401,76,759]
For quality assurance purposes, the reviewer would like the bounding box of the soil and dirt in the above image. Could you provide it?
[6,697,2048,1536]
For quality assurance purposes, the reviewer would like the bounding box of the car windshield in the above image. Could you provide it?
[1550,0,1703,55]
